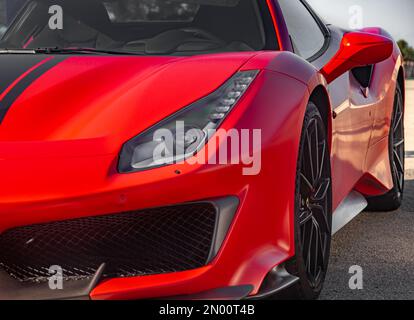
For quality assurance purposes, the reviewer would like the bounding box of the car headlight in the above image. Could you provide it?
[118,70,259,173]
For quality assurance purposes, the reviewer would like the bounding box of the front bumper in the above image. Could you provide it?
[0,153,296,300]
[0,264,299,300]
[0,198,241,300]
[0,264,254,300]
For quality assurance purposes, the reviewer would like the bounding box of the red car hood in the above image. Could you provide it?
[0,52,257,157]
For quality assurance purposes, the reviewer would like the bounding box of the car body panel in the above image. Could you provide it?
[0,0,404,299]
[0,68,310,298]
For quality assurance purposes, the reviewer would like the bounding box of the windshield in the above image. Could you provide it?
[0,0,277,55]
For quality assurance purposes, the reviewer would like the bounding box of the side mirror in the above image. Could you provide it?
[321,31,393,84]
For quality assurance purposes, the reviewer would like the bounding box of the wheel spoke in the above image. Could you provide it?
[299,209,313,226]
[393,158,404,193]
[394,111,403,133]
[318,228,326,268]
[318,141,326,182]
[306,129,315,184]
[300,172,313,193]
[306,222,314,276]
[393,149,404,173]
[392,160,400,188]
[314,120,320,181]
[393,95,403,133]
[301,222,307,249]
[312,178,330,202]
[309,203,330,234]
[394,138,404,148]
[313,219,320,279]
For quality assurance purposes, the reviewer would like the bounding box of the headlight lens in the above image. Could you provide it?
[118,70,259,173]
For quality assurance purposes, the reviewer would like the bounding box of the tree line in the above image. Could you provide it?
[398,39,414,61]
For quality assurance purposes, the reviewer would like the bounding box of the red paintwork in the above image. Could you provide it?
[322,31,394,84]
[0,1,404,300]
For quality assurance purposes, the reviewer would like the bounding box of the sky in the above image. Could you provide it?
[307,0,414,46]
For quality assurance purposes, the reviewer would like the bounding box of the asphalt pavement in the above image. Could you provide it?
[320,80,414,300]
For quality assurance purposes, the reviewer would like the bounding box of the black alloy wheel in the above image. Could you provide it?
[285,103,332,300]
[391,85,405,198]
[366,83,405,212]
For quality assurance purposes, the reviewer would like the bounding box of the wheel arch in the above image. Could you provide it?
[241,51,333,149]
[308,84,333,151]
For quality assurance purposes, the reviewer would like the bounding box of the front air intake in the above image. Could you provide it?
[0,203,217,283]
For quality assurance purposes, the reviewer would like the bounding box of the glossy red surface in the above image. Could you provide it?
[322,31,394,84]
[0,2,404,300]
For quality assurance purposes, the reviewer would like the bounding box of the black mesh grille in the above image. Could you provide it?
[0,203,217,283]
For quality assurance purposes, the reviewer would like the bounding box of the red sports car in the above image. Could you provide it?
[0,0,405,300]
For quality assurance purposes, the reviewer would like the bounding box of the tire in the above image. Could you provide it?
[366,83,405,212]
[284,102,333,300]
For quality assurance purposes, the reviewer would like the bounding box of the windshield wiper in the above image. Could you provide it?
[34,47,140,55]
[0,47,141,55]
[0,49,37,54]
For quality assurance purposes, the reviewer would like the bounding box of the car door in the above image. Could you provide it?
[277,0,376,209]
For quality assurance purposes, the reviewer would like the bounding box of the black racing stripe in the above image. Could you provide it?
[0,55,47,93]
[0,56,67,123]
